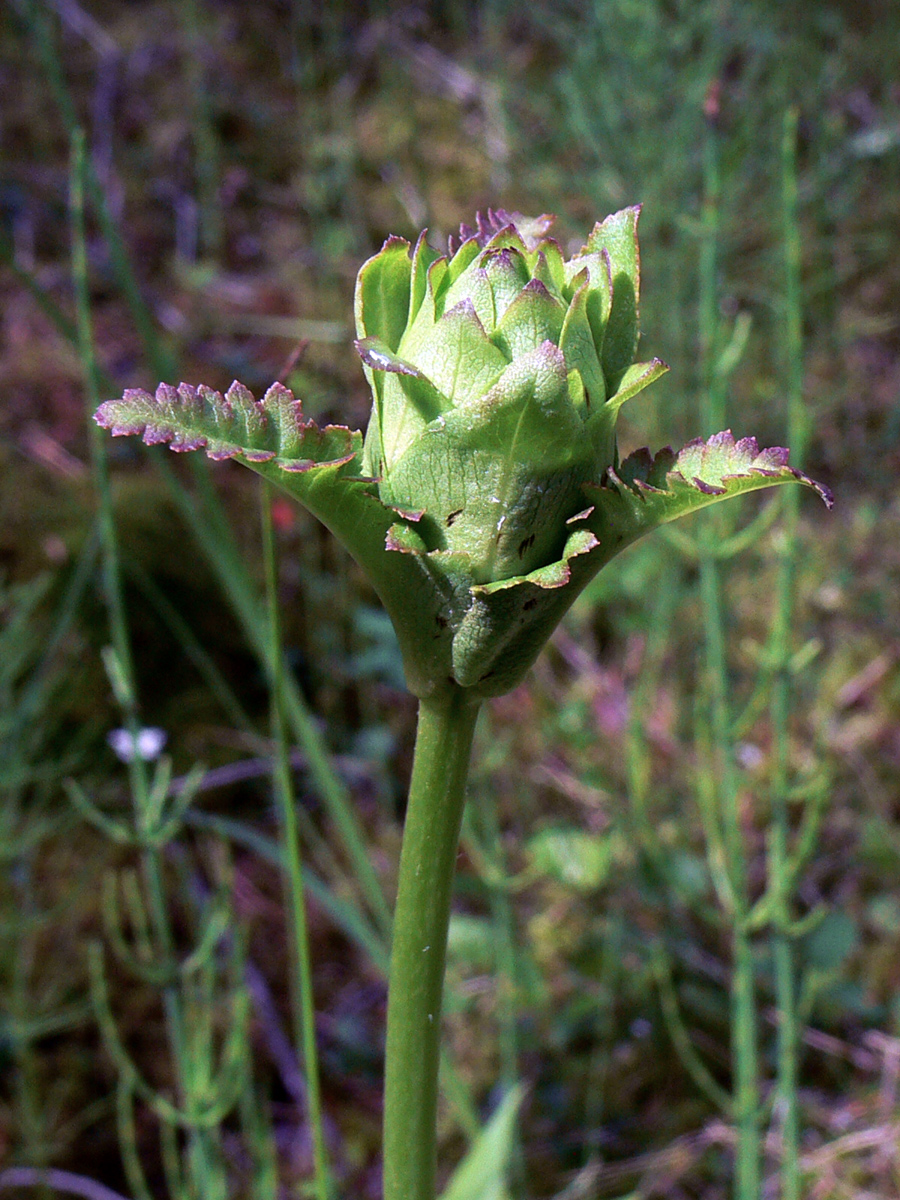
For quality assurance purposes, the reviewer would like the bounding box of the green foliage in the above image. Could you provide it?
[527,827,613,892]
[438,1087,524,1200]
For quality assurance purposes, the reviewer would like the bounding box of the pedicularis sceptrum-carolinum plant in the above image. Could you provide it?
[96,207,831,1200]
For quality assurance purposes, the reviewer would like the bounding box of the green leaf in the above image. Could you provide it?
[445,266,498,332]
[410,299,509,408]
[408,229,441,329]
[95,381,454,699]
[445,234,484,285]
[355,336,449,424]
[481,225,530,257]
[583,206,641,392]
[438,1086,524,1200]
[482,247,532,318]
[354,235,413,352]
[95,380,359,468]
[449,432,830,697]
[559,279,607,409]
[442,246,528,324]
[528,827,613,891]
[355,237,415,463]
[603,357,669,415]
[529,242,566,297]
[491,279,566,359]
[585,431,833,548]
[384,342,589,584]
[451,526,599,691]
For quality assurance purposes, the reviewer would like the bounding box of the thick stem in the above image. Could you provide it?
[383,688,481,1200]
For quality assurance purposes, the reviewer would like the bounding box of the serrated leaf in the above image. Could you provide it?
[96,381,359,468]
[438,1086,524,1200]
[585,431,833,548]
[448,431,830,697]
[95,380,454,698]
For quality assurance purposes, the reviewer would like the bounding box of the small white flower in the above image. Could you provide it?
[107,726,167,763]
[736,741,765,770]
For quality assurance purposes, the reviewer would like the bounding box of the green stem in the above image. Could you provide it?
[20,1,390,940]
[31,0,386,940]
[72,125,224,1195]
[769,106,805,1200]
[697,108,760,1200]
[477,779,523,1187]
[700,554,760,1200]
[261,484,332,1200]
[384,688,481,1200]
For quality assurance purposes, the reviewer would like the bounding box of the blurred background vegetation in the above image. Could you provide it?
[1,0,899,1197]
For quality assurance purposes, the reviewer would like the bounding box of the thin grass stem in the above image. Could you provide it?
[72,125,229,1195]
[69,128,148,810]
[27,0,391,940]
[697,110,761,1200]
[261,482,332,1200]
[473,772,522,1187]
[766,106,806,1200]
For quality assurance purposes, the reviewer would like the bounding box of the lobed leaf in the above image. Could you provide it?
[95,380,453,698]
[443,430,831,698]
[93,379,357,468]
[96,381,359,469]
[603,430,833,512]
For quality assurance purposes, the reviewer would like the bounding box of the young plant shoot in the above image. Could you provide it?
[96,208,831,1200]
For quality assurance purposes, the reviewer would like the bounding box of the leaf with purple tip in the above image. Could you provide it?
[586,431,833,551]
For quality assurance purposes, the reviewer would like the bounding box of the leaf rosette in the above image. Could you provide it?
[355,207,666,586]
[95,209,831,700]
